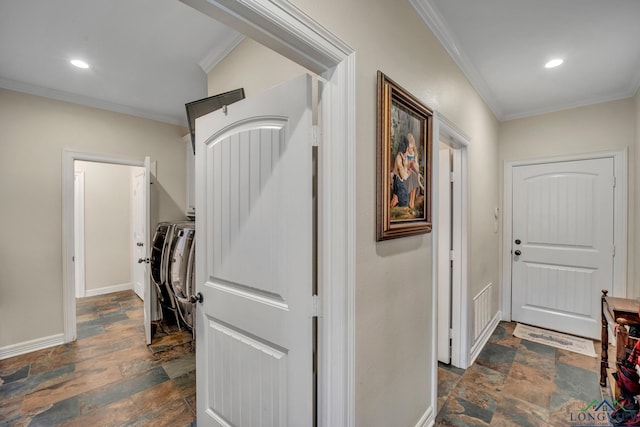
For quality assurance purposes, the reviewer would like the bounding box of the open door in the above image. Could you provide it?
[195,75,315,426]
[437,147,452,364]
[132,169,146,300]
[143,156,152,345]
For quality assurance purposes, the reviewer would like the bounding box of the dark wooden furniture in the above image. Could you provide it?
[600,289,640,387]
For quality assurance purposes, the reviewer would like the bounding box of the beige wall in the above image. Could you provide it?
[499,98,635,160]
[207,1,500,425]
[75,161,134,292]
[0,88,187,347]
[207,38,306,97]
[499,98,637,296]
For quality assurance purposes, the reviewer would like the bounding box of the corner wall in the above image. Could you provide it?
[0,88,187,349]
[207,0,500,424]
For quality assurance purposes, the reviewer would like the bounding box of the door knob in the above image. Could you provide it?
[137,242,144,247]
[514,239,521,245]
[189,292,203,304]
[138,257,150,264]
[514,250,521,256]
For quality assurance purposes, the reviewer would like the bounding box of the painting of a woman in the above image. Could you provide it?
[389,101,425,220]
[376,71,432,241]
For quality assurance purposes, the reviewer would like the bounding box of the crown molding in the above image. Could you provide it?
[408,0,503,120]
[181,0,352,75]
[408,0,640,122]
[199,31,246,73]
[0,77,186,127]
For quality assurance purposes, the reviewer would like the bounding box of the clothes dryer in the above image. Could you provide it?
[168,222,195,329]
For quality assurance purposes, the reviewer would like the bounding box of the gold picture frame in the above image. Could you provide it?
[376,71,433,241]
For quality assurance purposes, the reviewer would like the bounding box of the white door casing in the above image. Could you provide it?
[63,152,153,346]
[133,169,146,301]
[437,147,452,364]
[196,75,314,426]
[432,111,470,377]
[511,158,615,339]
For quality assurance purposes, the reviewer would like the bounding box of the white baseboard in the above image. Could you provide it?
[468,311,502,366]
[415,406,434,427]
[83,282,132,297]
[0,333,65,360]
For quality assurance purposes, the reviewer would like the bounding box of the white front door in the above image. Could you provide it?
[511,158,614,339]
[133,169,146,301]
[195,75,315,426]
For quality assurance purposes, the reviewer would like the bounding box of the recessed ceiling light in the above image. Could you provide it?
[545,59,563,69]
[70,59,90,69]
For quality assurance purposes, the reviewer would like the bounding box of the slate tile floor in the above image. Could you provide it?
[0,290,196,427]
[1,298,609,427]
[436,321,607,426]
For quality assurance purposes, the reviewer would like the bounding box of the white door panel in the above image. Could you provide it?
[437,148,451,364]
[133,170,146,301]
[511,158,614,339]
[196,75,313,426]
[143,158,151,345]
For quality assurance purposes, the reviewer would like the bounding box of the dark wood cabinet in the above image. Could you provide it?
[600,290,640,391]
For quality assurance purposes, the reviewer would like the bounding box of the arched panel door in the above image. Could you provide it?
[195,75,315,426]
[511,158,614,339]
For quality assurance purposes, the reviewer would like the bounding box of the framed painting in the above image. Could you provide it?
[376,71,433,241]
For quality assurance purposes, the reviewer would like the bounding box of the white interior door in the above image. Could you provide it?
[130,158,154,345]
[511,158,614,339]
[143,158,151,344]
[133,169,146,301]
[437,147,452,364]
[195,75,314,426]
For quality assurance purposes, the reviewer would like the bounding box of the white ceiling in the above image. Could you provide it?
[1,1,639,125]
[412,0,640,120]
[0,0,241,126]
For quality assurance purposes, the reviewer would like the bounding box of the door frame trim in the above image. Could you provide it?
[432,112,470,376]
[179,1,356,425]
[501,149,628,320]
[62,150,147,342]
[73,170,86,298]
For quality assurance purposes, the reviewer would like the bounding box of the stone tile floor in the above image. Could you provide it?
[0,290,195,427]
[436,321,608,426]
[2,297,610,427]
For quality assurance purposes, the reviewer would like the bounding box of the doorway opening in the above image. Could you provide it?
[73,160,148,344]
[63,151,154,345]
[73,161,143,299]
